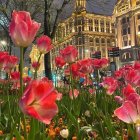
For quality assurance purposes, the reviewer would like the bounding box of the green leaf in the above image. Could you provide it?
[28,118,40,140]
[13,128,22,140]
[61,105,77,125]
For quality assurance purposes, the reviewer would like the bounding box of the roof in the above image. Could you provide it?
[59,0,117,20]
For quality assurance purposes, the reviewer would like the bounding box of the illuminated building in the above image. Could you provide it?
[51,0,115,69]
[29,45,45,78]
[113,0,140,65]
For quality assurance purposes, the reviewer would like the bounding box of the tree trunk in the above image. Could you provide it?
[44,0,52,80]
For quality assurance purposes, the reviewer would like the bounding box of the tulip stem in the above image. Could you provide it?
[34,53,42,79]
[20,47,24,95]
[136,125,140,140]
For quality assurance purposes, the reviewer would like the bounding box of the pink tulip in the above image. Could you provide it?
[56,93,63,101]
[37,35,53,54]
[114,99,140,124]
[19,78,58,124]
[55,56,66,68]
[77,59,93,74]
[69,89,79,99]
[9,11,40,47]
[122,84,139,104]
[4,55,18,72]
[101,77,118,95]
[114,96,123,104]
[60,45,78,63]
[89,88,95,94]
[124,69,140,87]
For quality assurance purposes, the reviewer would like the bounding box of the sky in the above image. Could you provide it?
[59,0,117,20]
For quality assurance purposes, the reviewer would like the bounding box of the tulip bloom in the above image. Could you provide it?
[31,61,40,70]
[9,11,40,47]
[4,55,18,72]
[114,99,140,124]
[60,45,78,63]
[0,52,9,69]
[37,35,53,54]
[70,63,84,78]
[55,56,66,68]
[69,89,79,99]
[11,71,20,81]
[23,76,31,85]
[124,69,140,87]
[133,61,140,71]
[19,78,58,124]
[101,77,118,95]
[77,59,93,75]
[92,58,108,69]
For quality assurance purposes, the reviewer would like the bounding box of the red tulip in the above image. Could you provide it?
[70,63,84,78]
[55,56,66,68]
[122,84,136,98]
[9,11,40,47]
[23,76,31,84]
[11,71,20,81]
[134,61,140,71]
[100,58,109,68]
[114,100,140,124]
[0,52,9,69]
[37,35,53,54]
[101,77,118,95]
[114,70,123,79]
[92,58,108,69]
[19,78,58,124]
[31,61,40,70]
[60,45,78,63]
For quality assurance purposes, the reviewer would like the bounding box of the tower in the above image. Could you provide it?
[75,0,86,12]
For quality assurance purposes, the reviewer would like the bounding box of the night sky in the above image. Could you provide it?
[59,0,117,20]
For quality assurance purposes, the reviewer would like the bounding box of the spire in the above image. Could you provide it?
[75,0,86,12]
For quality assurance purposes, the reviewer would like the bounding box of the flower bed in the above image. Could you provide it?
[0,10,140,140]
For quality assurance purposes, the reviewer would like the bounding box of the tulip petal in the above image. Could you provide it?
[137,98,140,115]
[114,101,138,123]
[34,81,54,101]
[122,84,136,98]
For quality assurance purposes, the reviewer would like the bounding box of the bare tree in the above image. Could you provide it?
[43,0,71,79]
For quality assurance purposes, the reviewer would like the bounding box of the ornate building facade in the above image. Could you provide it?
[51,0,115,69]
[113,0,140,64]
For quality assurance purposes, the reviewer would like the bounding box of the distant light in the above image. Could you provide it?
[0,40,7,46]
[85,49,89,52]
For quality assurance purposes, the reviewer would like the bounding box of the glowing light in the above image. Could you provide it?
[0,40,7,46]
